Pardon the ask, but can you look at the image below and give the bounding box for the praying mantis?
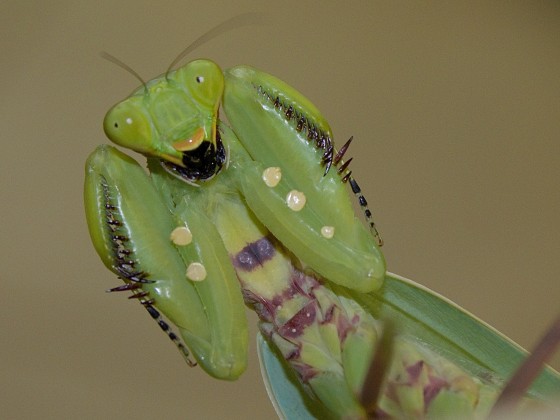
[84,21,560,419]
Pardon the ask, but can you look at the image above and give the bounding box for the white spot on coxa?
[170,226,192,246]
[286,190,306,211]
[262,167,282,187]
[321,226,335,239]
[186,262,207,281]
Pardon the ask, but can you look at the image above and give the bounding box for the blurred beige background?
[1,1,559,418]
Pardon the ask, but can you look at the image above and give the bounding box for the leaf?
[257,333,325,419]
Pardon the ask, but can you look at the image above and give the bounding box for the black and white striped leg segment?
[143,303,197,367]
[108,284,197,367]
[348,177,384,247]
[332,136,384,247]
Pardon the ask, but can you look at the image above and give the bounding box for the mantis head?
[103,59,226,183]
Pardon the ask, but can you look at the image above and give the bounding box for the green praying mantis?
[84,21,560,419]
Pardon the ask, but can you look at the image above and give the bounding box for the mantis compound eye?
[174,60,224,110]
[103,100,154,156]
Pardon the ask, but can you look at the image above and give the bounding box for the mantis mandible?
[85,19,560,418]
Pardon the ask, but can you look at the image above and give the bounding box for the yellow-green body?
[87,60,384,380]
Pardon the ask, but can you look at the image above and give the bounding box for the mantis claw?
[85,144,247,379]
[106,283,141,293]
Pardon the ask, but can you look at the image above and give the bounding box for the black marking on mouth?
[161,130,226,184]
[233,236,276,272]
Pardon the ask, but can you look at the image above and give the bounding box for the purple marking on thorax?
[240,268,321,323]
[279,302,317,339]
[232,236,276,272]
[407,361,424,383]
[424,375,448,406]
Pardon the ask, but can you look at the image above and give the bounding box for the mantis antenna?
[100,13,264,90]
[166,12,265,78]
[100,51,148,94]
